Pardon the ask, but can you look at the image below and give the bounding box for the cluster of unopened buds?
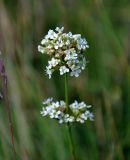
[38,27,89,78]
[41,98,94,124]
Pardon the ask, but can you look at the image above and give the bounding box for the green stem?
[65,73,69,111]
[64,74,77,160]
[67,125,77,160]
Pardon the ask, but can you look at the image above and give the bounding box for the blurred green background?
[0,0,130,160]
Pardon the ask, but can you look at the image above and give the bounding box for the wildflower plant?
[38,27,94,160]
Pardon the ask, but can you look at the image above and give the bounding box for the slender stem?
[4,82,16,160]
[0,59,16,160]
[67,125,77,160]
[64,73,69,111]
[64,74,77,160]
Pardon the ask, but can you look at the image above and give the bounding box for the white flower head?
[38,27,89,78]
[41,98,94,124]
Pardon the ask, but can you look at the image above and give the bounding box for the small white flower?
[77,37,89,50]
[59,66,69,75]
[78,102,87,109]
[59,119,64,124]
[70,68,81,77]
[40,110,47,116]
[81,57,86,70]
[67,32,72,37]
[76,118,85,123]
[38,45,45,54]
[47,45,53,49]
[54,45,59,50]
[45,30,58,40]
[46,66,52,79]
[87,112,94,121]
[68,116,75,122]
[55,27,64,33]
[50,110,56,118]
[55,39,64,48]
[64,50,77,61]
[53,101,60,108]
[42,97,53,105]
[86,105,92,108]
[48,58,60,68]
[41,39,48,45]
[73,34,81,40]
[65,40,70,45]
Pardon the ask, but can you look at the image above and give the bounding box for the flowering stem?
[64,74,77,160]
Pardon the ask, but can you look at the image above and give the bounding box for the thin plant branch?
[0,58,16,160]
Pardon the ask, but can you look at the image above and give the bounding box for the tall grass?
[0,0,130,159]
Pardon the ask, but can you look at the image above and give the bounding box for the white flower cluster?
[40,98,94,124]
[38,27,89,78]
